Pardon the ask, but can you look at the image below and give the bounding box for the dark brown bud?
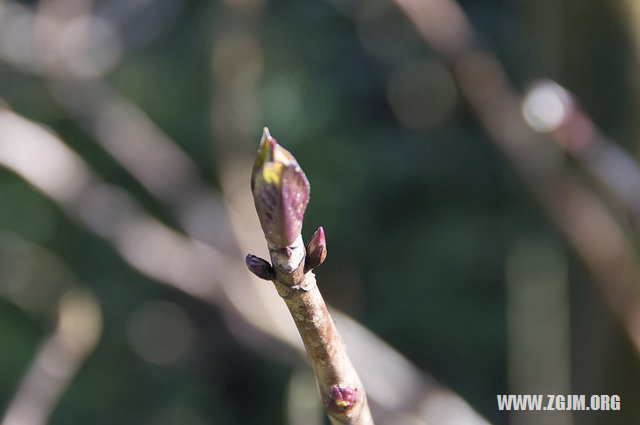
[304,226,327,272]
[245,254,276,280]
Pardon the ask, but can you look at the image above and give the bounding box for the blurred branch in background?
[0,235,102,425]
[0,106,222,301]
[0,0,184,78]
[392,0,640,359]
[523,80,640,230]
[2,290,101,425]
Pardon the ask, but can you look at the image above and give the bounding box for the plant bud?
[304,226,327,272]
[251,128,310,248]
[326,384,358,413]
[245,254,276,280]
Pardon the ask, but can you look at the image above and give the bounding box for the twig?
[246,128,374,425]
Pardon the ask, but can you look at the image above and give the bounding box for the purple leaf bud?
[251,128,310,248]
[245,254,276,280]
[326,384,358,413]
[304,226,327,272]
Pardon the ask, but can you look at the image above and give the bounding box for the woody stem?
[268,243,374,425]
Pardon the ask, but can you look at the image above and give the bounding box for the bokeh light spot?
[127,300,194,365]
[387,59,457,130]
[522,80,571,133]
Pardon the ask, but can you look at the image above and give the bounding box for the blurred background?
[1,0,640,424]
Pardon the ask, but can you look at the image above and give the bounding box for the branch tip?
[249,128,374,424]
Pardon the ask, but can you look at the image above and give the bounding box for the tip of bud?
[245,254,276,280]
[259,127,277,154]
[304,226,327,272]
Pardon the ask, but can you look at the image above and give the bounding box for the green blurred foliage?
[1,0,640,424]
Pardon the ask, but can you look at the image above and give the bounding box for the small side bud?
[304,227,327,272]
[245,254,276,280]
[325,384,359,413]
